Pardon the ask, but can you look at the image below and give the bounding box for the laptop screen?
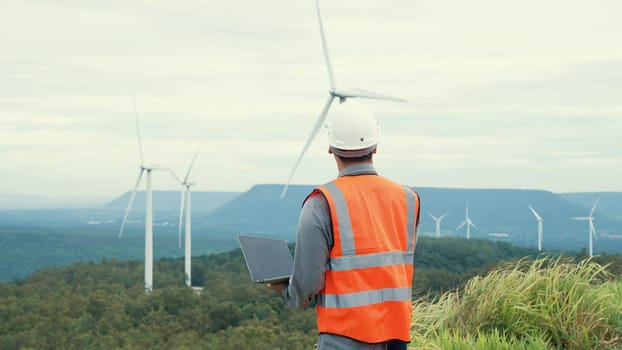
[238,234,293,284]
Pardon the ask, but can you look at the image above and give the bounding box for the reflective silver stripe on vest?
[330,251,414,271]
[318,287,412,308]
[403,186,416,251]
[323,182,356,255]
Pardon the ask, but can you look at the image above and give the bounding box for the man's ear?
[328,147,333,154]
[372,146,377,154]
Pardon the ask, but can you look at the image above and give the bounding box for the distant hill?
[558,192,622,220]
[413,187,621,237]
[205,185,622,253]
[1,184,622,282]
[104,191,241,212]
[0,191,241,235]
[205,184,314,237]
[2,186,621,255]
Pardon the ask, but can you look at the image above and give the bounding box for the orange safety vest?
[307,174,420,343]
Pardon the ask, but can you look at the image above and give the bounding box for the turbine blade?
[528,205,535,213]
[167,165,182,183]
[589,198,600,216]
[589,219,599,241]
[332,88,407,103]
[281,95,335,199]
[134,95,145,166]
[456,221,466,231]
[470,221,479,231]
[316,0,336,90]
[439,212,448,220]
[184,142,203,183]
[528,205,542,220]
[119,169,144,238]
[428,212,438,221]
[178,187,186,249]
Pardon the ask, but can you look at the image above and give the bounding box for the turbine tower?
[528,205,544,251]
[456,204,477,239]
[169,143,202,287]
[280,0,407,198]
[572,199,599,257]
[119,98,166,293]
[428,212,448,238]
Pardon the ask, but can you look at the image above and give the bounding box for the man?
[270,101,420,350]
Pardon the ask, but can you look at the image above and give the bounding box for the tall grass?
[410,257,622,349]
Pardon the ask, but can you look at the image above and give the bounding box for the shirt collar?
[338,163,378,178]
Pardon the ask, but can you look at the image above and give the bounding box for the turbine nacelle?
[528,205,543,221]
[571,199,600,257]
[172,143,202,287]
[141,164,167,171]
[330,88,408,103]
[466,219,478,230]
[456,219,478,230]
[456,204,477,239]
[428,212,448,223]
[119,98,166,293]
[429,212,448,238]
[528,205,545,251]
[280,0,406,199]
[119,103,167,240]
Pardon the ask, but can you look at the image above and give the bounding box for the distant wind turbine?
[168,143,202,287]
[572,199,600,257]
[428,212,448,238]
[456,204,478,239]
[280,0,407,199]
[528,205,544,251]
[119,98,167,293]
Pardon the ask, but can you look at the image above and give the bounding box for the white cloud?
[1,0,621,198]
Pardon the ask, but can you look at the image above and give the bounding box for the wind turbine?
[280,0,407,198]
[528,205,544,251]
[456,204,478,239]
[428,212,448,238]
[169,143,202,287]
[119,98,167,293]
[572,199,599,257]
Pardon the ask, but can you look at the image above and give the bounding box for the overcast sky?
[1,0,621,200]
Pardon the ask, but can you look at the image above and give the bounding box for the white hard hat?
[325,100,379,158]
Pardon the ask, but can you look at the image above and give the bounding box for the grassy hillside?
[410,257,622,349]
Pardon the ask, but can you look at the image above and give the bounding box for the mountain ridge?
[203,184,622,253]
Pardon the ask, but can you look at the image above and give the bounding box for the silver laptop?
[238,234,293,284]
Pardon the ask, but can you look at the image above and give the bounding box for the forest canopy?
[1,237,620,349]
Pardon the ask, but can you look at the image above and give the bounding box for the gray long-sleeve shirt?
[283,163,408,350]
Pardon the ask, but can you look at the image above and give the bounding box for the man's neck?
[336,162,378,178]
[335,156,373,172]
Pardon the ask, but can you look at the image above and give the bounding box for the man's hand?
[267,282,287,294]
